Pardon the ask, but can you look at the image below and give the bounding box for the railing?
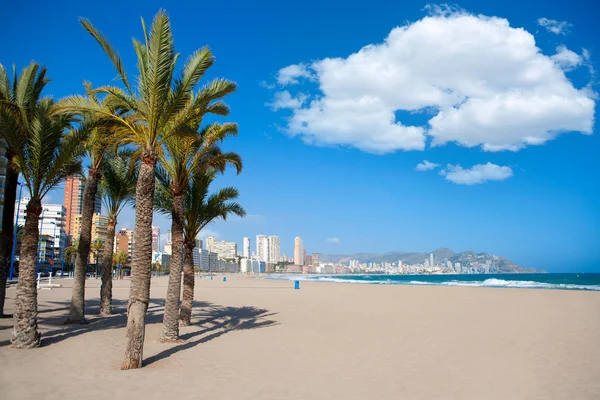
[37,272,63,290]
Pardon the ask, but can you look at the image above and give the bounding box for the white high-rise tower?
[243,237,250,258]
[256,234,269,263]
[268,235,280,264]
[294,237,304,266]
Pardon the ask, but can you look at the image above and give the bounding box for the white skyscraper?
[256,234,269,263]
[243,237,250,258]
[206,236,216,252]
[16,199,67,264]
[268,235,280,264]
[212,240,237,259]
[294,237,304,266]
[429,253,434,267]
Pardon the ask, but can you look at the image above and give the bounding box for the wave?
[404,278,600,291]
[268,275,600,291]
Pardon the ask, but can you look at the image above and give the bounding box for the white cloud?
[198,229,220,240]
[259,80,275,89]
[270,10,595,154]
[327,237,341,244]
[551,46,583,71]
[537,17,572,35]
[440,162,513,185]
[415,160,440,171]
[276,64,313,85]
[267,91,307,110]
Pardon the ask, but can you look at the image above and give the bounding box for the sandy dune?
[1,275,599,399]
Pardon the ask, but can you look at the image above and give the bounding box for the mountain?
[319,248,542,273]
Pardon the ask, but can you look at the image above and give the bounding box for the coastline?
[266,272,600,291]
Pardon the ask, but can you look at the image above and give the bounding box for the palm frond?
[80,18,133,94]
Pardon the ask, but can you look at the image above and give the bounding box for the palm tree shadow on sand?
[31,301,277,362]
[142,305,278,367]
[36,298,213,346]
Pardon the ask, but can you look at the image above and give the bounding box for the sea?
[269,273,600,291]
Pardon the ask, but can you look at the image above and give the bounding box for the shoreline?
[263,272,600,291]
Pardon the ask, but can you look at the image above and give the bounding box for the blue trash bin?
[294,280,300,290]
[223,276,227,282]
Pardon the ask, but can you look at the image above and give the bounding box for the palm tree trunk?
[65,169,100,324]
[179,242,195,326]
[11,198,42,348]
[160,194,184,341]
[99,217,116,315]
[121,154,156,370]
[0,160,18,317]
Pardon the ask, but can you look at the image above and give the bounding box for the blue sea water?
[270,273,600,291]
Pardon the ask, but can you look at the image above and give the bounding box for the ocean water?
[269,273,600,291]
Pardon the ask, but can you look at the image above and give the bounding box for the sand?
[0,275,599,400]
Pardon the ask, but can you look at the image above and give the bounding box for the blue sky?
[2,0,598,272]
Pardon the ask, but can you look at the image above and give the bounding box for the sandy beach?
[1,275,599,400]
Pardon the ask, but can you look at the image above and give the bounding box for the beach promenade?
[1,275,599,399]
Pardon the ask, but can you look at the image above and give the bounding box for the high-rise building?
[212,240,237,259]
[305,254,313,267]
[90,214,109,263]
[312,253,320,266]
[164,242,172,255]
[268,235,280,264]
[114,228,134,259]
[166,230,172,245]
[152,226,160,252]
[71,213,108,253]
[16,199,67,265]
[243,237,250,258]
[429,253,434,267]
[256,234,269,263]
[63,175,101,236]
[294,237,304,266]
[196,238,203,250]
[206,236,216,252]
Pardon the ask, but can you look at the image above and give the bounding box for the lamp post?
[9,182,24,280]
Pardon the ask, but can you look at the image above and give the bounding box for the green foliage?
[1,97,86,203]
[183,170,246,245]
[99,150,139,219]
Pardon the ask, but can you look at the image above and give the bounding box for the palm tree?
[57,10,237,368]
[91,239,105,277]
[3,99,86,348]
[98,151,137,315]
[64,238,79,273]
[0,62,50,317]
[65,85,121,324]
[154,123,241,341]
[179,171,245,326]
[113,250,129,279]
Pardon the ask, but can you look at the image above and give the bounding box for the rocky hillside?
[319,248,542,273]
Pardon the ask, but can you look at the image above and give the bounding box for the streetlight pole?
[9,182,23,280]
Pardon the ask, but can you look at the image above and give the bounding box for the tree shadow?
[38,299,213,347]
[143,306,278,367]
